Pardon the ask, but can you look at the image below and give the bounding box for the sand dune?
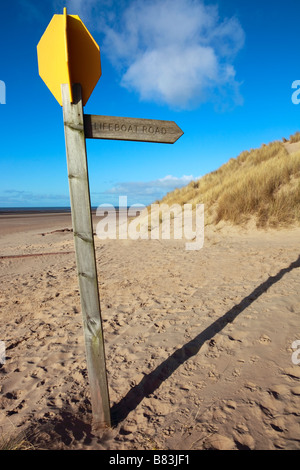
[0,214,300,450]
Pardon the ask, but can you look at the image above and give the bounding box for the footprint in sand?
[282,367,300,380]
[259,334,271,344]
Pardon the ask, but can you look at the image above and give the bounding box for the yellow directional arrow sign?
[37,8,101,106]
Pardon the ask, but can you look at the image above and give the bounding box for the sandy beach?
[0,211,300,450]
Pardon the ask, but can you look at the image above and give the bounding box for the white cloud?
[104,0,244,109]
[121,45,218,108]
[91,174,200,206]
[65,0,245,109]
[99,174,200,204]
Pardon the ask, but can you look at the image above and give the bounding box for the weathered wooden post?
[37,8,183,432]
[62,82,111,430]
[37,8,111,431]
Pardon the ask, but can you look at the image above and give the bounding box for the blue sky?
[0,0,299,207]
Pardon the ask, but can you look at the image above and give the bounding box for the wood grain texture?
[62,83,111,431]
[84,114,184,144]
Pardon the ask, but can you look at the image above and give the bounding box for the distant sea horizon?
[0,207,72,214]
[0,205,145,215]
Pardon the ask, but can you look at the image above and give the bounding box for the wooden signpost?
[84,115,183,144]
[37,8,183,432]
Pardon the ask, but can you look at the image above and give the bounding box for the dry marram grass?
[157,134,300,227]
[289,131,300,143]
[0,431,35,450]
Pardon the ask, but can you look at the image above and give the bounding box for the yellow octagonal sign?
[37,8,101,106]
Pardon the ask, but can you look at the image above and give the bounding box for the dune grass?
[0,430,35,450]
[289,131,300,143]
[157,132,300,228]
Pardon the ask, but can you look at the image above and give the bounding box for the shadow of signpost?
[111,254,300,425]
